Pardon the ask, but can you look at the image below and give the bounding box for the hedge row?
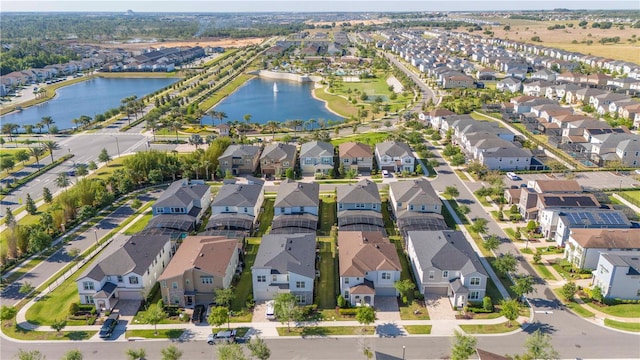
[0,154,74,196]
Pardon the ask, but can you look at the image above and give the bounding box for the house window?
[296,295,305,304]
[296,281,306,289]
[84,295,94,303]
[429,271,435,280]
[244,207,248,213]
[82,281,94,291]
[257,275,266,283]
[171,207,182,213]
[381,272,391,280]
[201,276,213,284]
[161,281,167,288]
[409,205,414,211]
[469,291,480,300]
[283,162,289,166]
[225,206,230,212]
[172,282,178,289]
[129,276,139,285]
[107,276,112,281]
[299,206,304,212]
[156,208,164,214]
[117,275,123,282]
[470,277,480,286]
[186,280,190,285]
[373,204,377,209]
[442,271,449,278]
[339,204,343,209]
[344,278,349,284]
[272,275,277,282]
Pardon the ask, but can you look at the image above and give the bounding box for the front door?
[97,300,106,310]
[185,296,193,307]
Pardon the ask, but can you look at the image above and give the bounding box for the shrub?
[483,296,493,312]
[338,308,358,316]
[337,295,346,308]
[68,303,80,316]
[87,316,97,325]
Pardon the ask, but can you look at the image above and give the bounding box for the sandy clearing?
[85,37,264,50]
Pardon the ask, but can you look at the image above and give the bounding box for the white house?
[592,253,640,300]
[207,182,264,232]
[375,141,415,173]
[564,229,640,270]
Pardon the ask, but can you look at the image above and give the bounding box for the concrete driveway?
[424,295,456,320]
[374,296,400,322]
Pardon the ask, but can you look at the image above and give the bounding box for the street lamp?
[111,135,121,157]
[94,228,99,246]
[402,345,406,360]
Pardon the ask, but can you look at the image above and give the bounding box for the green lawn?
[330,132,391,147]
[131,309,185,325]
[1,325,96,341]
[550,259,593,280]
[382,201,398,236]
[585,302,640,318]
[256,199,274,236]
[403,325,432,334]
[565,302,596,318]
[125,329,185,339]
[316,309,358,321]
[313,87,359,118]
[459,321,520,334]
[230,238,260,311]
[441,202,460,230]
[604,319,640,332]
[399,301,430,320]
[390,237,413,282]
[276,326,375,336]
[533,263,557,281]
[123,209,153,235]
[318,196,336,236]
[315,237,337,309]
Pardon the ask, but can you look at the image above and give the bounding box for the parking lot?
[512,171,640,191]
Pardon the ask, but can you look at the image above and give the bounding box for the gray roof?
[274,180,319,208]
[80,234,171,281]
[390,179,441,207]
[154,180,209,209]
[337,179,381,204]
[408,230,487,277]
[260,142,297,162]
[481,146,532,158]
[375,141,413,158]
[601,254,640,275]
[299,141,333,158]
[212,183,263,207]
[218,144,261,159]
[253,233,316,278]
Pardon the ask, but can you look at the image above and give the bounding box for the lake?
[2,77,178,130]
[201,77,343,127]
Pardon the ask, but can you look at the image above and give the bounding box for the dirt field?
[453,18,640,63]
[87,37,264,50]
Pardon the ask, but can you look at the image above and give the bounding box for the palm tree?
[42,140,60,163]
[55,172,70,190]
[22,124,34,134]
[146,118,158,141]
[243,113,252,128]
[171,121,182,142]
[40,116,54,134]
[203,160,211,181]
[205,134,217,144]
[29,146,45,166]
[189,134,203,149]
[35,121,45,135]
[265,121,280,140]
[290,119,304,138]
[1,123,19,144]
[214,111,227,126]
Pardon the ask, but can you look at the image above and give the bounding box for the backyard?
[315,236,337,309]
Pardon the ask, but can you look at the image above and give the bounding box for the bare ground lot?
[84,37,264,50]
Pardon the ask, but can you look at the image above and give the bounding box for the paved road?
[0,190,162,307]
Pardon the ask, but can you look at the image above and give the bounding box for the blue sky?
[2,0,638,12]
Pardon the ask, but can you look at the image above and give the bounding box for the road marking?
[534,310,553,314]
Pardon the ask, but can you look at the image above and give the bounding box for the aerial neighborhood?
[2,7,640,360]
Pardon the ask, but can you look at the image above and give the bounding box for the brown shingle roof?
[569,229,640,249]
[534,180,581,193]
[339,142,372,158]
[158,236,238,280]
[338,231,401,277]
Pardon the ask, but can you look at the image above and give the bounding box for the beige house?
[338,142,373,173]
[158,236,239,307]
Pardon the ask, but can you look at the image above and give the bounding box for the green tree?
[125,348,146,360]
[207,306,229,329]
[160,345,182,360]
[458,204,471,215]
[5,208,16,226]
[247,336,271,360]
[393,279,416,305]
[144,304,167,335]
[450,153,466,166]
[19,281,34,295]
[55,172,70,190]
[274,293,301,332]
[526,220,537,234]
[524,329,560,360]
[532,253,542,264]
[75,164,88,176]
[87,161,97,170]
[591,286,604,303]
[285,167,295,180]
[470,218,489,234]
[42,140,59,163]
[217,344,247,360]
[1,305,17,324]
[214,287,235,309]
[14,149,29,165]
[450,330,477,360]
[51,319,67,335]
[511,275,536,302]
[61,349,83,360]
[98,148,111,163]
[16,349,45,360]
[493,253,517,275]
[482,235,500,252]
[444,186,459,198]
[355,306,376,334]
[25,194,37,215]
[482,296,493,312]
[500,299,520,327]
[29,146,45,166]
[560,282,577,301]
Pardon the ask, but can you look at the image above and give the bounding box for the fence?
[618,191,640,208]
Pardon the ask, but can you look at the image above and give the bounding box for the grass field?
[585,302,640,318]
[399,301,430,320]
[460,321,520,334]
[533,263,557,281]
[604,319,640,332]
[313,87,359,118]
[316,237,337,309]
[1,326,96,341]
[403,325,432,334]
[123,209,153,235]
[256,198,274,236]
[318,196,336,236]
[276,326,375,336]
[230,237,260,312]
[125,329,185,339]
[330,132,391,147]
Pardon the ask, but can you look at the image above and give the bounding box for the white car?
[265,300,275,320]
[506,172,521,181]
[382,170,390,178]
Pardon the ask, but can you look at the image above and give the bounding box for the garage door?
[375,286,397,296]
[118,289,143,300]
[424,286,448,296]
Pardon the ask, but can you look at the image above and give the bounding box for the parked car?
[382,170,390,178]
[265,300,275,320]
[192,304,205,324]
[506,172,521,181]
[207,330,237,345]
[98,313,119,338]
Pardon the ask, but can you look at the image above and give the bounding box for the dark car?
[98,313,119,338]
[192,304,205,323]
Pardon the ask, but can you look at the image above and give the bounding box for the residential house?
[217,124,230,136]
[252,233,316,304]
[407,230,488,308]
[299,141,334,176]
[553,209,632,246]
[76,234,173,310]
[158,236,239,307]
[530,69,557,82]
[388,179,447,235]
[375,141,415,173]
[422,108,455,129]
[217,145,262,176]
[148,179,211,232]
[592,253,640,300]
[564,229,640,270]
[271,180,319,234]
[260,143,297,177]
[478,146,532,171]
[442,74,474,89]
[338,231,402,306]
[338,142,373,173]
[207,182,264,232]
[337,179,384,233]
[497,77,522,93]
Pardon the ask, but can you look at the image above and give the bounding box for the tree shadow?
[66,331,92,340]
[522,320,556,335]
[376,322,404,338]
[300,327,328,338]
